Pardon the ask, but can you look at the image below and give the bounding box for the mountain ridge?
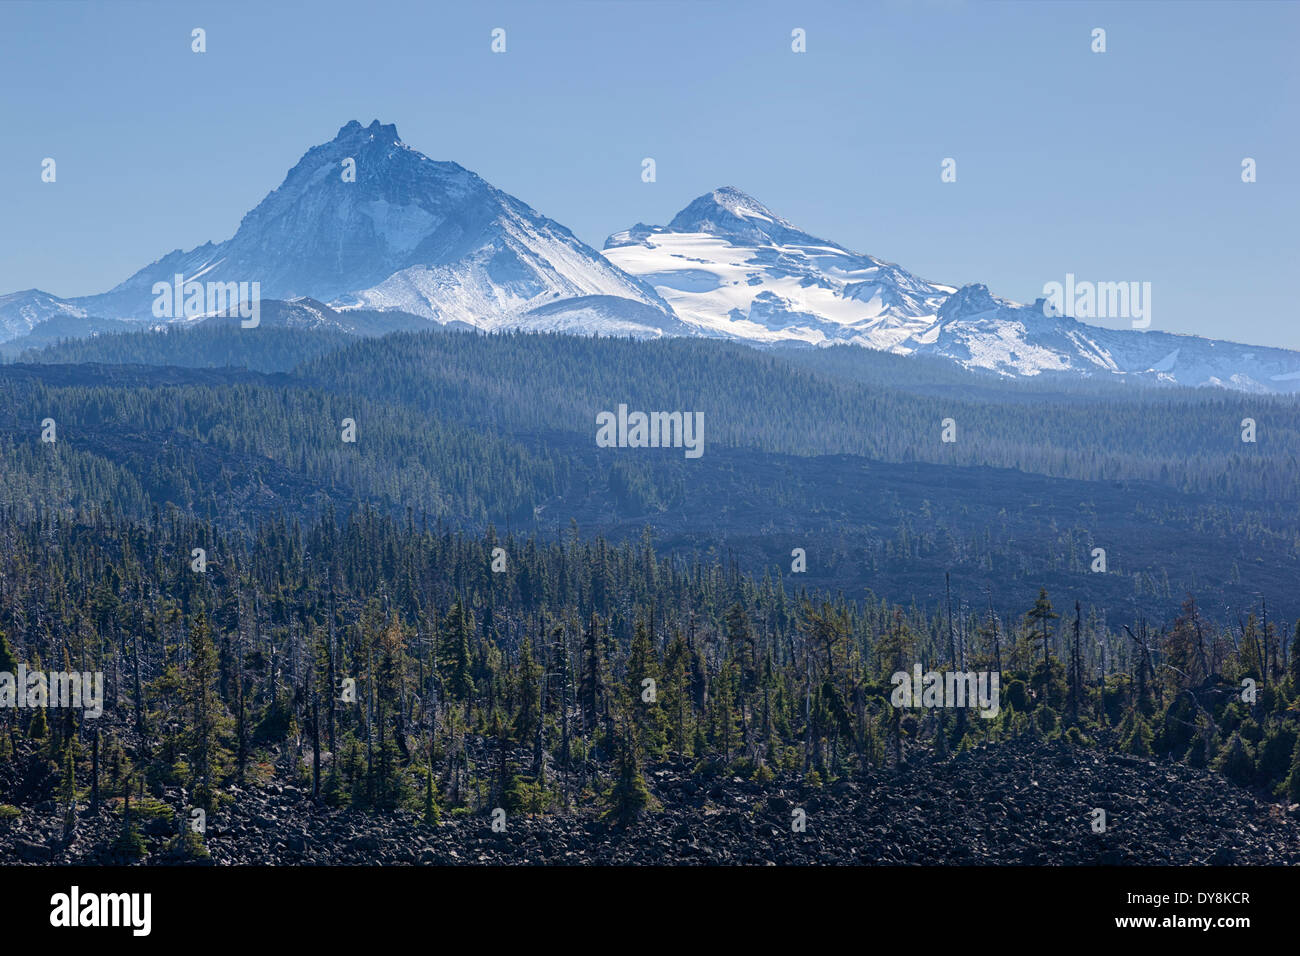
[3,123,1298,391]
[1,120,678,340]
[605,187,1300,392]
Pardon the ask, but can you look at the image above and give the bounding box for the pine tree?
[1024,589,1060,706]
[184,606,225,813]
[28,700,47,739]
[626,620,667,758]
[724,603,759,694]
[1289,620,1300,691]
[1238,615,1265,683]
[1025,588,1059,670]
[112,777,146,862]
[663,630,691,755]
[0,629,15,756]
[580,611,606,738]
[440,597,473,708]
[60,743,77,843]
[1285,731,1300,804]
[1119,709,1153,757]
[1212,731,1255,786]
[602,710,654,825]
[513,634,542,745]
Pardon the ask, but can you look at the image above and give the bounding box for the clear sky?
[1,0,1296,347]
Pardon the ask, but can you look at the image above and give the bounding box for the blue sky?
[1,0,1297,346]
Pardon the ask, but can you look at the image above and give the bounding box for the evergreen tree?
[513,635,542,745]
[1212,731,1255,786]
[602,711,654,825]
[1285,731,1300,804]
[440,598,474,708]
[184,606,225,813]
[1024,589,1060,706]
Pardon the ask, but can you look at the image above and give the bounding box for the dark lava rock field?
[3,738,1297,866]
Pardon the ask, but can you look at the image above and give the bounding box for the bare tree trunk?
[91,726,100,810]
[312,692,321,801]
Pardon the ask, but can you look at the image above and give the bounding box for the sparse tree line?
[2,507,1298,858]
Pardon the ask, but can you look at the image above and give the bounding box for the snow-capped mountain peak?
[664,187,813,245]
[3,128,1300,391]
[603,187,951,348]
[0,121,678,339]
[603,194,1300,391]
[937,283,1004,320]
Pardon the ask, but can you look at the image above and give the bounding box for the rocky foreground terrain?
[2,739,1297,866]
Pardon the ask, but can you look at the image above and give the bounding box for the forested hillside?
[3,325,1299,620]
[22,322,1300,499]
[1,507,1298,864]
